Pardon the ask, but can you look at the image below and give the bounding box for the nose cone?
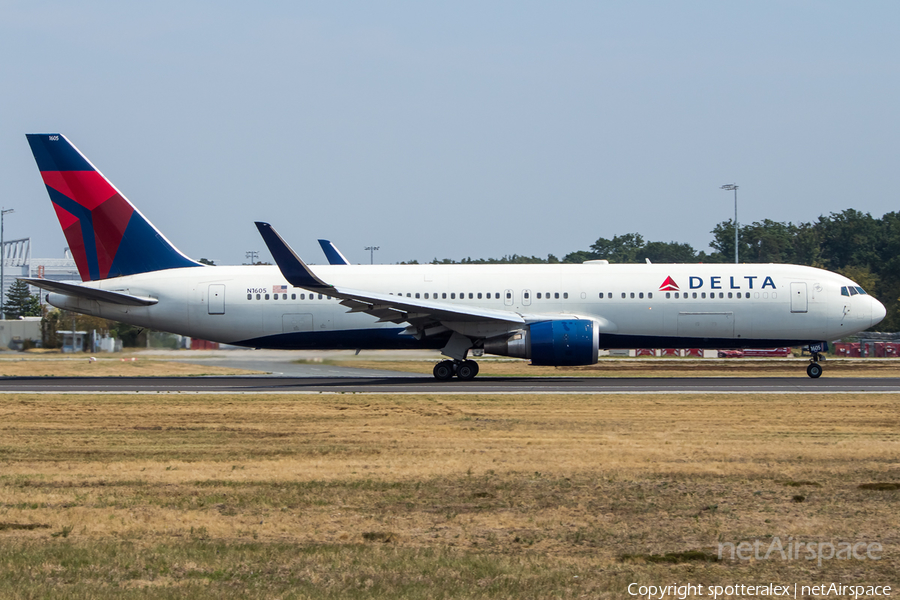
[872,297,887,327]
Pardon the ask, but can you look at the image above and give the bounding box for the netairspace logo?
[718,536,882,567]
[628,582,892,599]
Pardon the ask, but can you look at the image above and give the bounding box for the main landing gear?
[433,359,480,381]
[807,353,823,379]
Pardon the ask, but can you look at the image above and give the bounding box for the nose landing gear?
[433,359,480,381]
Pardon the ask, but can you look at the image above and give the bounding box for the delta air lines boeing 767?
[22,134,886,379]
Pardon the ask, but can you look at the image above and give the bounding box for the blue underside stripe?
[234,328,446,350]
[232,329,815,352]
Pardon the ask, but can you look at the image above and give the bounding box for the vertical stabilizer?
[26,134,201,281]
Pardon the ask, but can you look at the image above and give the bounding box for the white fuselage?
[47,262,884,350]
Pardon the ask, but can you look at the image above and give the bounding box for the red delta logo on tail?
[26,134,201,282]
[659,276,679,291]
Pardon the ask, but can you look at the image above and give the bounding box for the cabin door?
[790,282,808,313]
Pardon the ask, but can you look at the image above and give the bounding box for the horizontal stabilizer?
[19,278,158,306]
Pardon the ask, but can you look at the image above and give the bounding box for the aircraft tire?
[456,360,478,381]
[433,360,455,381]
[807,362,823,378]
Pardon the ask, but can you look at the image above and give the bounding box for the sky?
[1,1,898,266]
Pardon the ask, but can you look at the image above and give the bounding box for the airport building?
[1,238,80,304]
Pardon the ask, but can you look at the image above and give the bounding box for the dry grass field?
[0,392,897,598]
[322,356,900,378]
[0,357,261,377]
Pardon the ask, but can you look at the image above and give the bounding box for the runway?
[1,375,899,394]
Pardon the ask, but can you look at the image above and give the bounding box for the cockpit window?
[856,286,867,295]
[848,287,858,296]
[841,286,849,296]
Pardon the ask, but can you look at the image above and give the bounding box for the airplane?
[22,133,886,380]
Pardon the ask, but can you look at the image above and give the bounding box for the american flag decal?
[273,284,288,293]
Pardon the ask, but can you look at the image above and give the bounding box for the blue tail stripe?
[45,186,101,281]
[27,134,93,172]
[108,215,199,277]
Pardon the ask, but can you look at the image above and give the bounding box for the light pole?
[364,246,380,265]
[720,184,738,264]
[0,208,13,319]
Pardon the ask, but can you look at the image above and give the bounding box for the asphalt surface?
[1,376,898,394]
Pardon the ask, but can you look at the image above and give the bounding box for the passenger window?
[318,294,323,299]
[630,292,635,299]
[451,293,456,299]
[666,292,670,299]
[523,292,529,299]
[648,292,652,299]
[639,292,644,299]
[692,292,697,299]
[607,293,612,298]
[291,294,296,300]
[415,293,420,299]
[467,293,472,299]
[477,293,483,299]
[621,293,626,299]
[256,294,261,300]
[442,293,447,299]
[674,292,679,298]
[283,294,287,300]
[274,294,278,300]
[718,292,723,298]
[506,292,512,299]
[555,293,560,299]
[538,293,543,299]
[424,293,429,299]
[265,294,270,300]
[727,292,732,299]
[247,294,252,300]
[563,293,568,299]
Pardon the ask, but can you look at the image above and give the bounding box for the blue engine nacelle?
[483,320,599,366]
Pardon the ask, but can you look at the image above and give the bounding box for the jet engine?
[483,320,599,366]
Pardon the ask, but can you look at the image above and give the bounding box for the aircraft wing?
[256,222,525,327]
[19,278,159,306]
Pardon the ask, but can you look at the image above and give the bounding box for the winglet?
[318,239,351,265]
[255,222,333,290]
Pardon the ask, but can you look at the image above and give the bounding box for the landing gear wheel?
[433,360,454,381]
[807,362,823,379]
[456,360,479,381]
